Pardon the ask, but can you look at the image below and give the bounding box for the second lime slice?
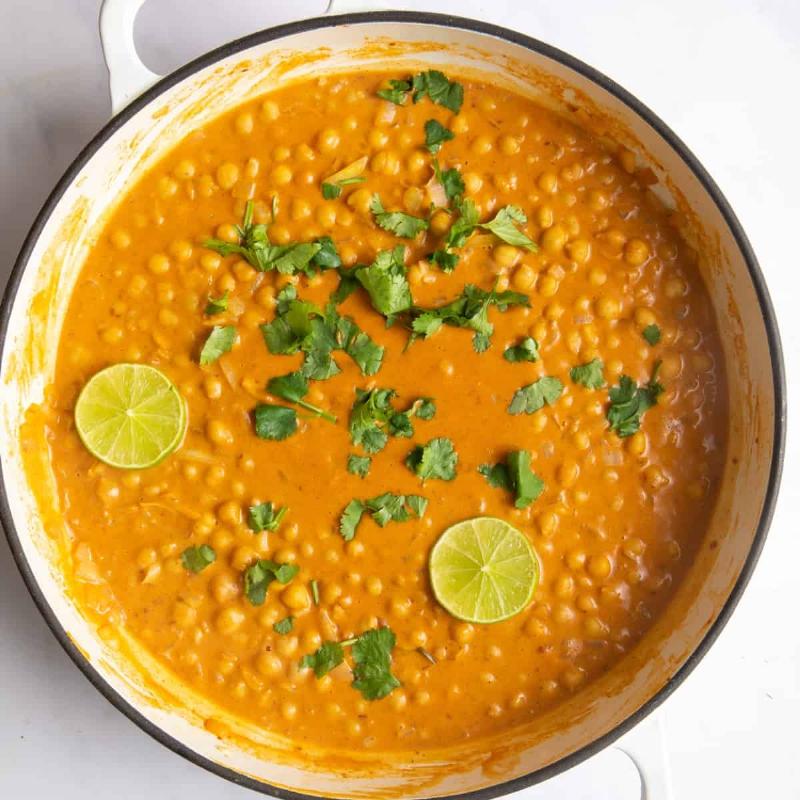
[74,363,186,469]
[429,517,538,624]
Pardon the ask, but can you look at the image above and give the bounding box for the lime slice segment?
[74,363,187,469]
[429,517,539,624]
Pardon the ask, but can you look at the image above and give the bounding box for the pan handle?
[325,0,387,12]
[99,0,162,115]
[615,711,674,800]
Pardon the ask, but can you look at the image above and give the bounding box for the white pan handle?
[615,711,674,800]
[326,0,388,13]
[99,0,162,116]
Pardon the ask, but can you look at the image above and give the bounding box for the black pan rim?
[0,9,786,800]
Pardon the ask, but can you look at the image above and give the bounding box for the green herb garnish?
[204,291,229,316]
[607,364,663,437]
[405,437,458,481]
[199,325,236,365]
[570,358,605,389]
[267,371,337,423]
[253,404,298,440]
[508,376,564,415]
[300,641,344,677]
[424,119,455,154]
[377,78,413,105]
[479,450,544,508]
[181,545,216,573]
[351,627,401,700]
[349,388,435,454]
[321,176,366,200]
[243,559,299,606]
[339,493,428,541]
[503,337,540,363]
[310,579,320,605]
[370,194,429,239]
[433,158,464,205]
[347,454,372,478]
[248,502,288,533]
[377,71,463,114]
[273,616,294,635]
[642,324,661,345]
[354,246,413,318]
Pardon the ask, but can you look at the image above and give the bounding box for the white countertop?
[1,1,798,798]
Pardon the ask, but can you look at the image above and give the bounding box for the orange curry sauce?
[39,72,725,751]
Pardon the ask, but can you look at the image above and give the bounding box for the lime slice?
[429,517,538,624]
[74,363,187,469]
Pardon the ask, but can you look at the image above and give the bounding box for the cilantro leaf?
[339,499,366,541]
[377,78,412,105]
[267,371,337,423]
[331,268,360,304]
[243,559,299,606]
[301,641,345,677]
[642,324,661,345]
[370,194,428,239]
[199,325,236,365]
[433,158,464,204]
[607,367,663,437]
[273,616,294,635]
[479,451,544,508]
[348,388,433,454]
[429,250,459,272]
[347,454,371,478]
[340,493,427,540]
[388,412,414,438]
[253,404,298,440]
[478,205,537,250]
[351,627,401,700]
[413,398,436,420]
[504,337,540,363]
[333,312,384,376]
[321,182,341,200]
[410,284,528,351]
[405,437,458,481]
[355,247,413,317]
[444,197,480,249]
[248,502,287,533]
[204,291,229,316]
[181,545,216,573]
[570,358,605,389]
[412,70,464,113]
[508,376,564,415]
[312,236,342,269]
[424,119,454,154]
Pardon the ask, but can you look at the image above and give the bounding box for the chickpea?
[512,263,536,291]
[256,652,283,677]
[541,224,567,255]
[147,254,170,275]
[216,605,245,635]
[587,554,613,580]
[216,162,239,189]
[271,164,293,186]
[625,238,650,266]
[210,572,239,604]
[429,210,452,236]
[317,128,340,153]
[282,582,311,611]
[207,419,234,447]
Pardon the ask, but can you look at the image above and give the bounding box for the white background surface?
[0,1,798,798]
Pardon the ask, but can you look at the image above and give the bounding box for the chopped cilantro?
[313,236,342,269]
[503,337,539,363]
[354,247,413,318]
[570,358,605,389]
[267,371,337,423]
[508,376,564,415]
[370,194,429,239]
[321,182,341,200]
[243,559,299,606]
[412,71,464,113]
[351,627,401,700]
[479,205,537,250]
[424,119,455,154]
[479,451,544,508]
[273,616,294,635]
[300,641,344,677]
[432,158,464,204]
[247,502,287,533]
[377,78,412,105]
[642,324,661,345]
[410,284,528,351]
[199,325,236,365]
[181,545,216,573]
[204,291,229,316]
[253,403,298,440]
[429,249,460,272]
[405,437,458,481]
[607,365,663,437]
[347,454,371,478]
[339,493,427,540]
[349,388,434,454]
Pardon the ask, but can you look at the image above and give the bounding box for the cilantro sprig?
[570,358,605,389]
[354,246,413,318]
[405,437,458,481]
[253,403,297,440]
[321,176,366,200]
[479,450,544,508]
[203,200,335,276]
[607,364,663,437]
[204,291,229,316]
[248,501,287,533]
[267,372,337,423]
[340,493,427,541]
[181,545,216,573]
[508,376,564,415]
[243,559,299,606]
[377,70,464,114]
[349,388,436,454]
[424,119,454,154]
[504,337,540,363]
[199,325,236,365]
[347,454,371,478]
[301,627,401,700]
[370,194,429,239]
